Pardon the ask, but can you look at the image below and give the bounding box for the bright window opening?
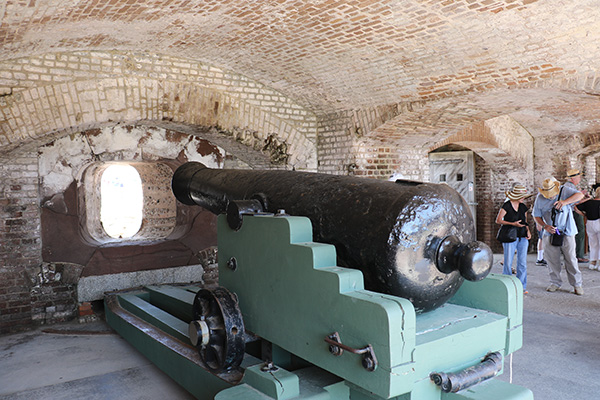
[82,161,176,245]
[101,164,143,238]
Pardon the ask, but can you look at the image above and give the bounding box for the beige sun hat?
[505,183,530,201]
[538,177,560,199]
[566,169,581,178]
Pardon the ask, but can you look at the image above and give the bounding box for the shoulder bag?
[550,187,564,246]
[496,224,517,243]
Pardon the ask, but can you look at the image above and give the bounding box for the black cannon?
[172,162,492,313]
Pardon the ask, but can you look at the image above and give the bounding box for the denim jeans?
[503,237,528,291]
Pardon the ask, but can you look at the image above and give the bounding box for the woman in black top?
[575,186,600,271]
[496,183,532,293]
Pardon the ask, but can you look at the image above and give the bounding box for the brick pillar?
[0,154,41,333]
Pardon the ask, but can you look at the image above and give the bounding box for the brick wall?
[316,104,430,180]
[354,145,429,181]
[475,153,496,250]
[316,111,356,175]
[0,155,81,331]
[29,263,80,325]
[0,154,41,332]
[0,49,329,331]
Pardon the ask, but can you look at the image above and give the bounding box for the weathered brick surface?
[0,154,41,332]
[0,155,41,267]
[2,0,598,113]
[0,267,32,331]
[316,111,359,175]
[0,60,319,171]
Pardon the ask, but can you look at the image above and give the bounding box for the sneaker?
[511,267,516,274]
[536,259,547,266]
[578,258,589,263]
[523,290,529,295]
[546,284,559,292]
[590,264,598,271]
[574,286,584,295]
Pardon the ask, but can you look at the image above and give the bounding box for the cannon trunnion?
[172,161,493,313]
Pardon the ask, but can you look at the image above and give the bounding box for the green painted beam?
[242,364,300,399]
[145,285,196,322]
[215,384,275,400]
[104,295,239,398]
[449,274,523,354]
[413,303,508,384]
[442,379,533,400]
[118,293,189,343]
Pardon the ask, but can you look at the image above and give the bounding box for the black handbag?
[496,225,517,243]
[550,232,564,246]
[550,187,564,247]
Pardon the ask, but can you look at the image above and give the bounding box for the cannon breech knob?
[435,235,493,281]
[190,287,245,372]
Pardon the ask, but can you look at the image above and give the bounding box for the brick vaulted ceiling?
[2,0,600,153]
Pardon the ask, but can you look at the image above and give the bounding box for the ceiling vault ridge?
[0,49,316,118]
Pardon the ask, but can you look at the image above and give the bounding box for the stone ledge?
[77,264,205,302]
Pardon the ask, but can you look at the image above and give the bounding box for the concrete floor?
[493,253,600,400]
[0,253,599,400]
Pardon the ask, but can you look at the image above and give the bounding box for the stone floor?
[0,253,599,399]
[492,253,600,400]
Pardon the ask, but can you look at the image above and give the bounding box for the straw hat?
[538,178,560,199]
[566,169,581,178]
[505,183,530,201]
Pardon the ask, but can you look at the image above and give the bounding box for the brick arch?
[582,132,600,148]
[579,133,600,161]
[439,140,530,184]
[352,111,535,180]
[347,71,600,140]
[349,99,512,180]
[354,83,598,164]
[427,124,533,202]
[431,121,498,152]
[0,76,317,170]
[351,113,536,248]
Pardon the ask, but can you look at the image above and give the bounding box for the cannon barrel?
[172,162,492,313]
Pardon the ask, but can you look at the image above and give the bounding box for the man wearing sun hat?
[565,169,589,262]
[533,176,585,295]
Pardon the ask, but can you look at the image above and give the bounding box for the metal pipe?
[430,352,503,392]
